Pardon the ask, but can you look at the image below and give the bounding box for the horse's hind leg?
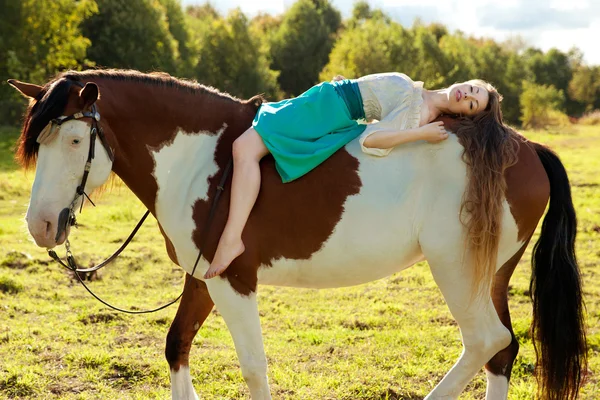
[484,242,529,400]
[422,253,513,400]
[166,275,214,400]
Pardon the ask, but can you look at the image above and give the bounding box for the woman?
[205,72,499,279]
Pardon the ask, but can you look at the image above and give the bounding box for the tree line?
[1,0,599,128]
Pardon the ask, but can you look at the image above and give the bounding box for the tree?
[520,81,568,129]
[0,0,96,125]
[193,9,280,99]
[320,18,408,80]
[270,0,341,96]
[159,0,196,77]
[523,48,576,114]
[569,65,600,112]
[438,34,480,85]
[412,25,447,88]
[81,0,178,73]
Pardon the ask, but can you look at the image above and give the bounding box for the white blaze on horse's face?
[26,119,113,248]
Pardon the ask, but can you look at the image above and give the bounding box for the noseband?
[45,82,232,314]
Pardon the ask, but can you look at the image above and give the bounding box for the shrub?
[520,81,569,129]
[579,110,600,125]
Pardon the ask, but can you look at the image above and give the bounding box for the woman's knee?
[232,128,267,162]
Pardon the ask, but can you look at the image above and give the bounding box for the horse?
[8,69,587,400]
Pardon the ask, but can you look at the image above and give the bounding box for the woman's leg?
[204,127,270,279]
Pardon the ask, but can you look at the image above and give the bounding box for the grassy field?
[0,124,598,400]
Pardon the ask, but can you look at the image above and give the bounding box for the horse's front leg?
[205,276,271,400]
[166,275,214,400]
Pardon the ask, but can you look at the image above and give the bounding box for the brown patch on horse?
[192,137,362,296]
[502,133,550,240]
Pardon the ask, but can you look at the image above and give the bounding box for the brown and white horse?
[9,70,586,400]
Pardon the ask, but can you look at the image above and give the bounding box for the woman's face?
[448,83,490,117]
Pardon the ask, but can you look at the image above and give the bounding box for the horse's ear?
[79,82,99,109]
[7,79,43,99]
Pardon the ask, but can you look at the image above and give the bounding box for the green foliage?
[412,24,447,88]
[159,0,196,77]
[184,3,220,53]
[0,0,96,125]
[579,110,600,126]
[193,9,280,99]
[270,0,341,96]
[320,17,416,81]
[523,48,578,114]
[569,65,600,112]
[520,81,569,129]
[348,1,390,28]
[81,0,178,73]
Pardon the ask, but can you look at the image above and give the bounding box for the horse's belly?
[257,245,424,288]
[258,156,425,288]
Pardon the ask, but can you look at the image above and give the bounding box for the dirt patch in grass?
[429,316,457,326]
[0,373,37,398]
[78,312,123,325]
[0,275,22,294]
[1,251,33,269]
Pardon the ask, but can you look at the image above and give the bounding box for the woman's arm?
[360,121,448,157]
[363,121,448,149]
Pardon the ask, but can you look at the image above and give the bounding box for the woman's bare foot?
[204,237,245,279]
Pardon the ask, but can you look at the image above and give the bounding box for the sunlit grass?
[0,125,598,399]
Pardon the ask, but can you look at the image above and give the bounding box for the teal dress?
[252,80,367,183]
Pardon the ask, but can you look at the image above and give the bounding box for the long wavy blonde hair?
[453,80,519,298]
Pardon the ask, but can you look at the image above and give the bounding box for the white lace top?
[356,73,424,157]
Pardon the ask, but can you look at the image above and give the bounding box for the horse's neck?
[98,80,246,214]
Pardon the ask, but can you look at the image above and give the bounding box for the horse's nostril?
[45,220,52,238]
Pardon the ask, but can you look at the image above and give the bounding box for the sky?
[182,0,600,65]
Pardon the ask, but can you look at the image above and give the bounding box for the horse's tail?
[530,143,587,400]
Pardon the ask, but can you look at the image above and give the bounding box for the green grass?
[0,124,599,399]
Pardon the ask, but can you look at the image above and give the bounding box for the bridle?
[45,82,231,314]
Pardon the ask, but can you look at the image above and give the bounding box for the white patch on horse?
[151,125,226,276]
[485,371,509,399]
[170,366,199,400]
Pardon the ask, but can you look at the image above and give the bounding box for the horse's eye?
[72,139,81,145]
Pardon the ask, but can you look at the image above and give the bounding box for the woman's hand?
[331,75,346,82]
[418,121,449,143]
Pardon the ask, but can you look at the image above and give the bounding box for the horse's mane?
[16,69,263,168]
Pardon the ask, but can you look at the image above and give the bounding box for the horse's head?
[9,78,114,249]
